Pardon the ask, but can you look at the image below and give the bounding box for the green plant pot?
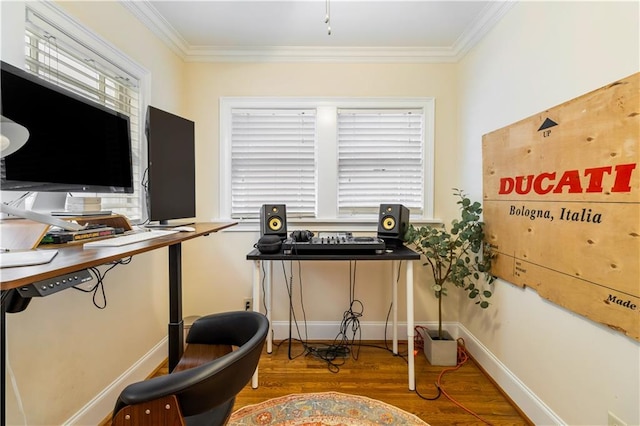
[419,328,457,366]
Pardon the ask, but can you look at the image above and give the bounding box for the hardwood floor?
[233,340,531,426]
[103,339,532,426]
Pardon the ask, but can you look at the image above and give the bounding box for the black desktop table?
[246,245,420,390]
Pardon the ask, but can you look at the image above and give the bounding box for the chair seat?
[112,311,269,426]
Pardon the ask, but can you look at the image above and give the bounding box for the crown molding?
[183,45,458,64]
[121,0,514,63]
[121,0,190,60]
[451,0,515,61]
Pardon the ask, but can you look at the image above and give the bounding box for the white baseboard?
[67,322,562,426]
[64,338,168,425]
[457,324,564,425]
[270,320,462,342]
[271,319,418,341]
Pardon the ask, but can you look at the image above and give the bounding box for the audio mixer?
[282,232,386,254]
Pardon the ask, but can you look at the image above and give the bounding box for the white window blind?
[220,98,433,223]
[23,7,143,219]
[337,109,424,215]
[230,109,316,219]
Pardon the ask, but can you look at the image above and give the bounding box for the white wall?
[458,2,639,425]
[180,61,462,326]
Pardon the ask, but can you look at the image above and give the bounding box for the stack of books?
[52,197,112,216]
[66,197,102,212]
[41,224,123,244]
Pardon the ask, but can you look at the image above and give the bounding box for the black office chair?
[112,311,269,426]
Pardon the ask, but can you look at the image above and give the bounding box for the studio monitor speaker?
[377,204,410,247]
[260,204,287,239]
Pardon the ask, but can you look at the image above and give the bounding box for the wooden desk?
[1,222,233,290]
[0,222,236,426]
[246,245,420,390]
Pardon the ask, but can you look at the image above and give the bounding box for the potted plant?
[404,188,496,366]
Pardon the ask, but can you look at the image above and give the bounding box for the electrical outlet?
[608,411,627,426]
[244,298,253,311]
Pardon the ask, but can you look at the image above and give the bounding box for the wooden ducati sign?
[482,73,639,341]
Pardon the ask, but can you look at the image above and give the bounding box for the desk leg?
[168,243,183,372]
[406,260,415,390]
[251,260,261,389]
[1,293,6,426]
[266,261,273,354]
[252,260,273,389]
[392,260,399,355]
[252,260,273,354]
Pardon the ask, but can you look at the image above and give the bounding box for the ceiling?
[121,0,514,63]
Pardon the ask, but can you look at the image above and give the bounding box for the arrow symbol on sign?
[538,118,558,131]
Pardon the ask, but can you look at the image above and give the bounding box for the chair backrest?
[113,311,269,423]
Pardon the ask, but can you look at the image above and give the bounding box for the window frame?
[220,97,435,229]
[22,1,150,222]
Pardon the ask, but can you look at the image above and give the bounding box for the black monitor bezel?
[145,106,196,224]
[1,60,134,194]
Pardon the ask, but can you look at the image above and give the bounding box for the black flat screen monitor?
[146,106,196,226]
[0,60,133,194]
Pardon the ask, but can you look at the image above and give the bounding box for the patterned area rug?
[228,391,429,425]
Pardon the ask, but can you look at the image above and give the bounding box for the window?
[23,4,147,220]
[220,98,434,223]
[230,109,316,218]
[337,109,424,216]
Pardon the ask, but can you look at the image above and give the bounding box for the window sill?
[211,217,443,233]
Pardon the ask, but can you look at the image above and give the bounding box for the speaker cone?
[268,217,283,231]
[382,216,396,231]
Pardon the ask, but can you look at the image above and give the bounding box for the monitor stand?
[25,192,67,213]
[145,219,195,229]
[0,203,84,231]
[1,192,84,231]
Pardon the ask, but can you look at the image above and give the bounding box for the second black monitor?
[146,106,196,226]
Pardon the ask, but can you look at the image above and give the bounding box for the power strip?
[16,269,93,298]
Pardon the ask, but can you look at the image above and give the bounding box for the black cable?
[294,259,310,343]
[302,260,364,373]
[260,260,269,315]
[337,260,411,362]
[415,380,443,401]
[334,261,363,359]
[381,260,407,355]
[281,259,310,360]
[274,254,409,373]
[278,255,351,371]
[358,341,408,360]
[288,236,311,341]
[73,257,132,309]
[140,166,150,225]
[288,261,293,359]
